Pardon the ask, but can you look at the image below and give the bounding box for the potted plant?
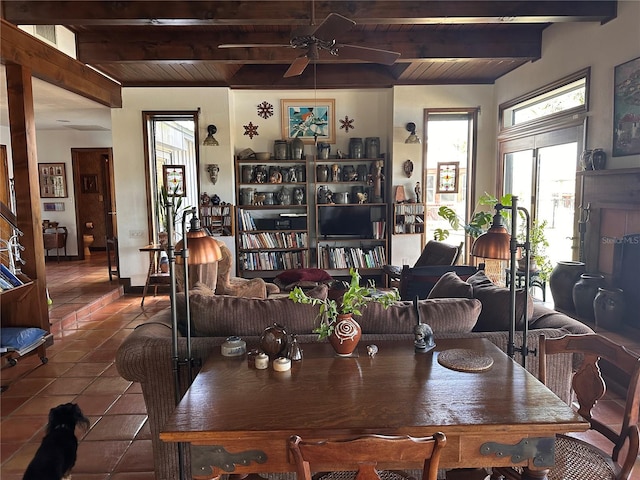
[157,184,187,246]
[518,218,553,281]
[289,268,399,355]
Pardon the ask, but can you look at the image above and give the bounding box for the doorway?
[499,125,584,266]
[71,148,117,263]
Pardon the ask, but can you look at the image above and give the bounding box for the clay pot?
[549,261,585,312]
[329,314,362,356]
[593,287,626,331]
[572,273,605,321]
[260,323,288,359]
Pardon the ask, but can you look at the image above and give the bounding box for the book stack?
[0,264,24,291]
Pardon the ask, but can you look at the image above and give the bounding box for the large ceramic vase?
[594,287,626,331]
[549,261,585,313]
[572,273,605,321]
[329,314,362,356]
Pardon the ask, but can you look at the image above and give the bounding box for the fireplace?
[579,168,640,329]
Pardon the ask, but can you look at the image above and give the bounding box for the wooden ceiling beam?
[76,28,542,63]
[2,1,617,26]
[0,19,121,108]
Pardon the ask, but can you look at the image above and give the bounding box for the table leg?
[141,253,155,307]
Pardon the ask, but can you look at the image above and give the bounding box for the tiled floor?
[1,252,168,479]
[1,253,639,479]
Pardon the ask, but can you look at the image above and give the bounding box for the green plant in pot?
[518,218,553,281]
[289,268,399,355]
[156,184,187,245]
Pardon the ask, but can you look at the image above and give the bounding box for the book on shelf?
[0,264,24,291]
[318,245,386,270]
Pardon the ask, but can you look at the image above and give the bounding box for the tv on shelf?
[318,205,384,238]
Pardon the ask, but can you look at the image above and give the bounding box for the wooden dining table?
[160,338,588,480]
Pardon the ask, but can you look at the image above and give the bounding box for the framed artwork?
[44,202,65,212]
[38,163,67,198]
[281,99,335,144]
[81,174,99,193]
[436,162,459,194]
[163,165,186,196]
[613,56,640,157]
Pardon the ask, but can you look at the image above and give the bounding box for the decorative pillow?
[359,298,481,334]
[467,270,534,332]
[176,284,328,337]
[427,272,473,299]
[1,327,48,350]
[274,268,333,290]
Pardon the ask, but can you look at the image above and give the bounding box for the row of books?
[200,205,233,217]
[240,232,308,250]
[372,220,386,240]
[394,223,425,234]
[238,209,257,231]
[0,264,24,291]
[394,203,425,214]
[318,245,387,270]
[240,251,306,271]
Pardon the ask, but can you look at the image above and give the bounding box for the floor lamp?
[471,195,534,367]
[166,204,222,480]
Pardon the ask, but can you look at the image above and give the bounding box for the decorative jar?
[593,287,626,331]
[572,273,605,321]
[549,261,585,312]
[349,138,363,159]
[329,314,362,356]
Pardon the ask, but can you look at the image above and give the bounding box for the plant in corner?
[289,268,399,355]
[156,184,188,244]
[518,218,553,282]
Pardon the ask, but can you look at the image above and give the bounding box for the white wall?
[389,85,497,266]
[495,0,640,170]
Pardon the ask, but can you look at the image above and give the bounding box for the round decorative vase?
[329,314,362,356]
[572,273,605,321]
[579,150,593,171]
[593,287,626,331]
[291,137,304,160]
[364,137,380,159]
[349,138,364,159]
[260,323,288,359]
[549,261,586,312]
[316,164,329,182]
[591,148,607,170]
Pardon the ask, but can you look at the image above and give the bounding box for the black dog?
[23,403,90,480]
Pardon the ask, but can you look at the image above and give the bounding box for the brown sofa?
[116,284,592,480]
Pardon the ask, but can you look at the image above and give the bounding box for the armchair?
[214,240,280,298]
[383,240,462,285]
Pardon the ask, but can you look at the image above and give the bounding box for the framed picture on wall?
[281,99,335,144]
[436,162,459,194]
[613,56,640,157]
[163,165,186,196]
[38,163,68,198]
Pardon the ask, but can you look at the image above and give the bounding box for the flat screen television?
[318,206,382,238]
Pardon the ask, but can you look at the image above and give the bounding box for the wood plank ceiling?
[1,1,617,89]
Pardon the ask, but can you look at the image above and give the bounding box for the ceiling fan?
[219,12,401,77]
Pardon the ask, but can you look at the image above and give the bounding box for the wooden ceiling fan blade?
[312,13,355,41]
[336,44,401,65]
[284,56,310,77]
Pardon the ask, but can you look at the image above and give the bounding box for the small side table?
[43,226,68,262]
[139,244,170,307]
[505,268,546,301]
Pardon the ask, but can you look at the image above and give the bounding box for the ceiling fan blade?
[219,44,292,49]
[312,13,355,41]
[335,44,401,65]
[284,56,310,78]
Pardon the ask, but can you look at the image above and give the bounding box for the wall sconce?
[203,125,219,146]
[405,122,421,144]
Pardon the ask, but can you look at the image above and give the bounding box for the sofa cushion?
[427,271,473,299]
[467,270,533,332]
[274,268,333,291]
[359,298,481,334]
[177,284,328,337]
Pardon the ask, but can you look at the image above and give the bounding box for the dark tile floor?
[1,252,638,479]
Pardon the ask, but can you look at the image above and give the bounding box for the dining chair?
[288,432,446,480]
[493,333,640,480]
[382,240,462,286]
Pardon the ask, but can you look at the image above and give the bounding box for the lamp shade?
[176,217,222,265]
[471,223,510,260]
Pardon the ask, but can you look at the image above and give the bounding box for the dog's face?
[47,403,90,434]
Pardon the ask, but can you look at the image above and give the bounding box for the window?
[501,69,589,130]
[143,112,200,243]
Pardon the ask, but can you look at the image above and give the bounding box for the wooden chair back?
[539,333,640,480]
[288,432,446,480]
[414,240,462,267]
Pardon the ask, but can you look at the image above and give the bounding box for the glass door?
[500,125,583,267]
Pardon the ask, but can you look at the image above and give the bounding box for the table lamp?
[471,196,533,366]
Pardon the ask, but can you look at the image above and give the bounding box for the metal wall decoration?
[244,122,259,139]
[38,163,67,198]
[257,101,274,119]
[436,162,459,194]
[403,159,414,177]
[340,115,355,132]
